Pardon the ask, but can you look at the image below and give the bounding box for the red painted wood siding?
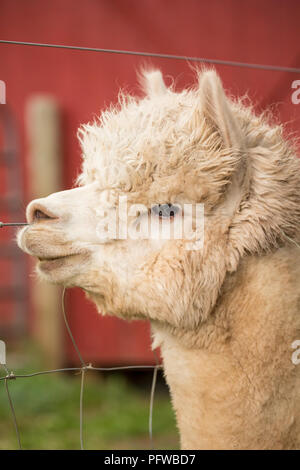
[0,0,299,363]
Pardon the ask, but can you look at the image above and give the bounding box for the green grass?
[0,343,179,450]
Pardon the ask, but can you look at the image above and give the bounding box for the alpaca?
[17,69,300,449]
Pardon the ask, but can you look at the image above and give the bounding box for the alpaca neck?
[152,247,300,449]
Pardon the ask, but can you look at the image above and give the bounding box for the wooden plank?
[26,96,63,367]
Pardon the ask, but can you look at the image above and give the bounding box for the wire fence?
[0,36,299,450]
[0,39,300,74]
[0,285,162,450]
[0,218,162,450]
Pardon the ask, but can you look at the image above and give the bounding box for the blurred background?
[0,0,299,449]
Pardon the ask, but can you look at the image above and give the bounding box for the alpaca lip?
[37,253,77,262]
[37,252,88,274]
[37,255,75,271]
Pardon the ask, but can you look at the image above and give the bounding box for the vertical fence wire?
[79,368,86,450]
[4,377,22,449]
[149,365,158,449]
[62,288,86,368]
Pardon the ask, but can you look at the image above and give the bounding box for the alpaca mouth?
[37,255,70,261]
[37,253,81,271]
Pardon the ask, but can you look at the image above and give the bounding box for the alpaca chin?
[36,253,90,285]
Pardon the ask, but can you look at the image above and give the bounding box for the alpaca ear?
[197,69,242,149]
[140,69,167,97]
[196,70,248,218]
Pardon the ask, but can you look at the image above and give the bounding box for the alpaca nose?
[27,202,59,224]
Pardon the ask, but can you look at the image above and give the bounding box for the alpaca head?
[17,69,300,332]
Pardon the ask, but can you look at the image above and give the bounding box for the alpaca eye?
[151,204,180,218]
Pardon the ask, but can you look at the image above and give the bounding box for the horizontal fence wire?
[0,363,163,450]
[0,287,163,450]
[0,39,300,74]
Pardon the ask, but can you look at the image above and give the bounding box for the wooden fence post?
[26,96,63,367]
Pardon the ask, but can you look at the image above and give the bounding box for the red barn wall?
[0,0,299,364]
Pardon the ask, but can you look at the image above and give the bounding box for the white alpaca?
[18,69,300,449]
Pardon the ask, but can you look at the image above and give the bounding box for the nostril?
[34,209,52,220]
[29,203,59,224]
